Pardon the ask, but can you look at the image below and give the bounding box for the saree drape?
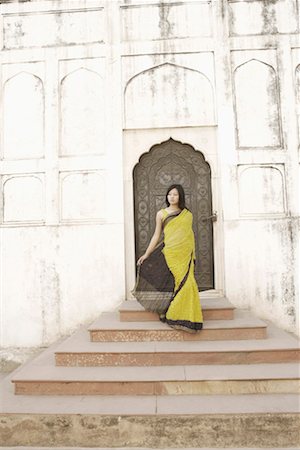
[132,208,203,332]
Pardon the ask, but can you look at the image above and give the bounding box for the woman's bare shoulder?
[157,209,165,219]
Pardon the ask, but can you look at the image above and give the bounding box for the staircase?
[0,297,299,448]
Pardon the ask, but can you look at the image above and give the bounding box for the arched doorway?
[133,138,214,291]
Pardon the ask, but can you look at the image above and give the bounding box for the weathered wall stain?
[262,0,278,34]
[158,3,174,39]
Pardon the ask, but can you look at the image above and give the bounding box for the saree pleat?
[132,208,203,333]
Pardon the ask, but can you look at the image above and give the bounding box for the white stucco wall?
[0,0,299,352]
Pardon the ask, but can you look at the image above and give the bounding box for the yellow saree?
[133,208,203,332]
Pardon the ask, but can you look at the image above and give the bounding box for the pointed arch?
[234,58,275,74]
[60,67,103,85]
[125,63,215,128]
[125,62,213,93]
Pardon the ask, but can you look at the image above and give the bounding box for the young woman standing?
[133,184,203,333]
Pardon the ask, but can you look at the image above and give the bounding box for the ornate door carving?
[133,138,214,291]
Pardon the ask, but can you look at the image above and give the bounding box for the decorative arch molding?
[125,63,216,129]
[125,62,213,93]
[3,173,43,188]
[233,58,281,148]
[60,68,104,156]
[60,67,103,84]
[3,71,44,159]
[133,137,214,291]
[5,70,43,84]
[233,57,275,73]
[135,136,212,171]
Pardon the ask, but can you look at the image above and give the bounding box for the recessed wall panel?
[3,72,44,159]
[233,57,281,148]
[121,2,212,41]
[238,165,286,216]
[60,67,104,156]
[3,9,104,49]
[60,171,105,222]
[229,0,298,36]
[3,175,45,222]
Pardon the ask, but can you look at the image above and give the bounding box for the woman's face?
[167,188,179,206]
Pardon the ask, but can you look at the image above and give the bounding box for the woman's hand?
[137,254,148,265]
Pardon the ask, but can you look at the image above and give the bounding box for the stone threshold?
[119,298,235,322]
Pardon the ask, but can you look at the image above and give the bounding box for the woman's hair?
[165,184,186,210]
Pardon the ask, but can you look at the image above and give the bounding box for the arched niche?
[125,63,215,129]
[3,72,44,159]
[60,68,104,156]
[234,59,281,148]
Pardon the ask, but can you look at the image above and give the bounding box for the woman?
[132,184,203,333]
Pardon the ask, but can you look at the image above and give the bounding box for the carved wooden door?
[133,138,214,291]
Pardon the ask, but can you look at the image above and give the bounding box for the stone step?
[1,369,300,447]
[119,298,235,322]
[2,304,300,448]
[54,322,300,367]
[88,310,267,342]
[3,369,300,416]
[12,358,300,395]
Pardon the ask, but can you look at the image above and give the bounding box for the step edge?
[54,347,300,355]
[12,377,300,384]
[88,325,268,332]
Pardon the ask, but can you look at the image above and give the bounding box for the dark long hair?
[165,184,186,210]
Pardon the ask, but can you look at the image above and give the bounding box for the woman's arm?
[137,210,163,265]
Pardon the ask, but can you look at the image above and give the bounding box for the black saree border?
[161,207,186,230]
[165,318,203,333]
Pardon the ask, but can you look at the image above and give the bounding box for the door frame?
[123,127,225,299]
